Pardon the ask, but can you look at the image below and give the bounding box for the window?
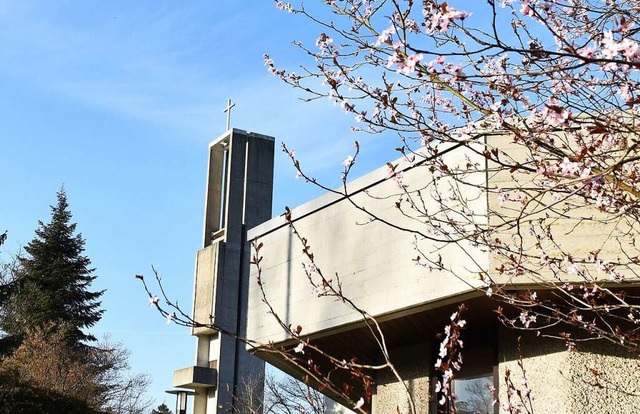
[453,373,495,414]
[431,346,497,414]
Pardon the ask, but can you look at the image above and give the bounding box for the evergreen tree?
[151,403,173,414]
[0,188,104,349]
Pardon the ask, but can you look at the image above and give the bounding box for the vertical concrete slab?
[175,129,275,414]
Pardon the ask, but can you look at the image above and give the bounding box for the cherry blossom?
[542,97,570,126]
[166,311,176,324]
[342,155,354,167]
[260,0,640,408]
[559,157,579,175]
[353,397,364,410]
[520,1,534,17]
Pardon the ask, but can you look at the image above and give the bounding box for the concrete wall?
[247,144,488,345]
[193,243,221,335]
[485,134,640,283]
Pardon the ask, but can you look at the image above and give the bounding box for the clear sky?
[0,0,398,408]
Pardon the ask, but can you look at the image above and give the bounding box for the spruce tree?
[0,188,104,349]
[151,403,173,414]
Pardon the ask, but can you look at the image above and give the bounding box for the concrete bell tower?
[172,127,275,414]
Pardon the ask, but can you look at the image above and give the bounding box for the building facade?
[175,127,640,413]
[245,132,640,413]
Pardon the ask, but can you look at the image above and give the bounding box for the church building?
[172,125,640,414]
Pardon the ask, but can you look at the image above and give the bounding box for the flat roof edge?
[247,142,451,239]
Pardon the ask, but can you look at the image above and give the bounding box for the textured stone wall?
[499,330,640,414]
[565,340,640,413]
[374,342,431,414]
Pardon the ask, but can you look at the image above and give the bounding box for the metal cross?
[223,98,235,131]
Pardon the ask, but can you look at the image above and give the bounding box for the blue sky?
[0,0,400,408]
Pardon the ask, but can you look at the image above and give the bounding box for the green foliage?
[0,189,151,413]
[151,403,173,414]
[0,188,104,349]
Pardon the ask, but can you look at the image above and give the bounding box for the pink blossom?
[619,84,633,101]
[536,162,547,174]
[275,1,293,12]
[305,262,317,274]
[149,295,159,306]
[596,259,612,274]
[542,97,570,125]
[519,310,537,328]
[424,5,472,34]
[498,190,510,204]
[444,63,465,81]
[601,30,622,59]
[387,52,423,75]
[567,262,581,275]
[621,39,640,60]
[447,10,471,21]
[340,99,354,113]
[294,343,305,354]
[443,368,453,383]
[166,311,176,324]
[609,271,624,282]
[521,3,534,17]
[342,155,355,167]
[392,171,405,189]
[354,397,364,410]
[315,34,334,50]
[578,47,596,59]
[439,343,447,358]
[559,157,579,175]
[386,51,400,68]
[375,26,396,46]
[398,53,423,75]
